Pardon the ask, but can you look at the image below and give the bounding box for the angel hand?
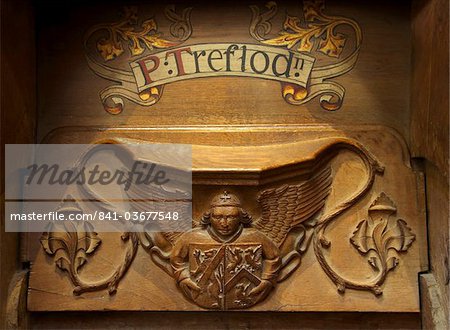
[248,279,273,298]
[179,278,201,293]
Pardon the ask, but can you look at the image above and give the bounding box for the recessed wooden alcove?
[1,0,448,328]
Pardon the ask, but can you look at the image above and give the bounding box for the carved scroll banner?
[85,1,361,114]
[27,127,426,312]
[130,44,315,94]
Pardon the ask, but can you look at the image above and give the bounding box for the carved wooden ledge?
[38,137,416,310]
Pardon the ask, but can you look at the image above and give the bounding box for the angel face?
[210,206,241,237]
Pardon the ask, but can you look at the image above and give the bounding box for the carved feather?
[124,173,193,245]
[254,166,332,246]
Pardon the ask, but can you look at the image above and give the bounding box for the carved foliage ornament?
[40,196,138,295]
[40,141,415,309]
[348,193,416,294]
[84,1,361,114]
[249,1,362,110]
[84,5,193,114]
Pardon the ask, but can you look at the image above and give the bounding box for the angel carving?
[147,166,332,309]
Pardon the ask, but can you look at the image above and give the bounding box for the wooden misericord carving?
[38,137,416,310]
[29,0,423,312]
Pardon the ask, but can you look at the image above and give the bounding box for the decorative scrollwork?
[249,0,362,110]
[315,192,415,295]
[249,1,278,41]
[95,7,176,61]
[164,5,193,41]
[40,196,139,295]
[84,5,192,114]
[256,0,361,59]
[93,6,192,61]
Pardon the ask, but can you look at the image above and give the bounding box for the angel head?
[201,191,252,239]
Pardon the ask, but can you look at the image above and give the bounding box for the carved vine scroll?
[315,192,416,295]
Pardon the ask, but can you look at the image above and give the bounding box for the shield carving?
[189,243,263,310]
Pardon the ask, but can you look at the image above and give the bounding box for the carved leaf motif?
[261,0,349,58]
[318,32,346,58]
[371,220,387,254]
[350,193,416,285]
[350,219,374,254]
[78,222,102,254]
[244,246,262,271]
[95,6,178,61]
[97,40,124,61]
[123,19,178,56]
[40,221,101,272]
[351,219,415,257]
[263,15,321,53]
[382,219,416,253]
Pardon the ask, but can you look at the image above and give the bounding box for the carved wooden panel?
[23,0,426,315]
[27,127,427,312]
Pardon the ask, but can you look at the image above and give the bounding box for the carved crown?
[210,191,241,207]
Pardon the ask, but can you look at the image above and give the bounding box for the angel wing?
[254,165,332,247]
[124,174,193,245]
